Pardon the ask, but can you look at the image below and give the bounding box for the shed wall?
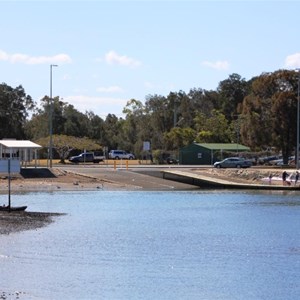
[179,144,212,165]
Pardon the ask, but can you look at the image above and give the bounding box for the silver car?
[108,150,135,160]
[214,157,252,168]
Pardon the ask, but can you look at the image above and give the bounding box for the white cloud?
[103,50,141,68]
[63,95,127,118]
[96,85,124,93]
[284,53,300,68]
[0,49,72,64]
[202,60,230,70]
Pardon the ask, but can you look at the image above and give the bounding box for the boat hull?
[0,206,27,212]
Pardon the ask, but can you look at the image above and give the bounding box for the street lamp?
[49,64,58,168]
[297,68,300,170]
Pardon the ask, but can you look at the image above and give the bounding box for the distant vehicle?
[69,152,105,163]
[108,150,135,160]
[269,156,294,166]
[214,157,252,168]
[258,155,280,165]
[166,157,178,164]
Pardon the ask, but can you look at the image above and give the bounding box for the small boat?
[0,205,27,212]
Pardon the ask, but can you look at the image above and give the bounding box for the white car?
[108,150,135,160]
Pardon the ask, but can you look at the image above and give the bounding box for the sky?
[1,0,300,119]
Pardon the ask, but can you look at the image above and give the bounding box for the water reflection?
[0,190,299,300]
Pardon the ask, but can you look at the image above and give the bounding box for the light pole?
[297,68,300,170]
[49,64,58,168]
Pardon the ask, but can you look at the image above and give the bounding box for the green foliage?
[0,83,35,139]
[240,70,298,162]
[3,69,300,162]
[36,134,101,163]
[194,110,231,143]
[164,127,196,150]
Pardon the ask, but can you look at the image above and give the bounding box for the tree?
[0,83,35,139]
[194,110,231,143]
[102,114,123,150]
[26,96,92,139]
[240,70,298,162]
[164,127,196,150]
[85,111,105,143]
[36,135,102,163]
[217,73,250,120]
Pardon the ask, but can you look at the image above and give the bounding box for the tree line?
[0,70,299,163]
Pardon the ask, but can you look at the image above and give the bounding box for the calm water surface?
[0,190,299,300]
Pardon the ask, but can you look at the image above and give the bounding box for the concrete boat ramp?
[162,169,300,191]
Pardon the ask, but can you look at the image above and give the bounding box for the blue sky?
[1,0,300,118]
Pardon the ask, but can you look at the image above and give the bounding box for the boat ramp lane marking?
[161,170,300,190]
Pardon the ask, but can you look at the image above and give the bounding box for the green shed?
[179,143,250,165]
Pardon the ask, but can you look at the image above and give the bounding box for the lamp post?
[49,64,58,168]
[297,68,300,170]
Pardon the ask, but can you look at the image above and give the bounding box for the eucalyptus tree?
[164,127,196,150]
[122,99,148,155]
[187,88,219,120]
[217,73,251,120]
[194,110,231,143]
[144,94,169,150]
[62,103,90,137]
[240,70,298,162]
[102,114,123,150]
[26,96,91,139]
[85,111,105,143]
[0,83,35,139]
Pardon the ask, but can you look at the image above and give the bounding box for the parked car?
[257,155,279,165]
[214,157,252,168]
[166,157,178,164]
[69,152,105,163]
[108,150,135,160]
[268,156,294,166]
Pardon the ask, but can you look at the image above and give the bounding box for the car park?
[108,150,135,160]
[214,157,252,168]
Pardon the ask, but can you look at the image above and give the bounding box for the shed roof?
[194,143,250,151]
[0,140,42,149]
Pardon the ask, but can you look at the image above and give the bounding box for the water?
[0,190,299,299]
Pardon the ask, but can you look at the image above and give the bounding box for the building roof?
[0,140,42,149]
[194,143,250,151]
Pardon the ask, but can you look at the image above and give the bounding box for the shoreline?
[0,166,297,235]
[0,166,199,235]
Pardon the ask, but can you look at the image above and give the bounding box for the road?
[57,164,200,191]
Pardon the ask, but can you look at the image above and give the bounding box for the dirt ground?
[196,167,292,185]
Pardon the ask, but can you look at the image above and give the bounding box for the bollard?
[114,160,117,170]
[126,160,129,170]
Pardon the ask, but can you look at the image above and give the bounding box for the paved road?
[59,165,200,191]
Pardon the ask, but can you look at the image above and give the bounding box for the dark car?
[69,152,104,163]
[166,157,178,164]
[214,157,252,168]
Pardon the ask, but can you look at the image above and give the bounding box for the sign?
[143,141,151,151]
[0,159,21,174]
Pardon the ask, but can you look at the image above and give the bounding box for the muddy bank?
[0,211,64,235]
